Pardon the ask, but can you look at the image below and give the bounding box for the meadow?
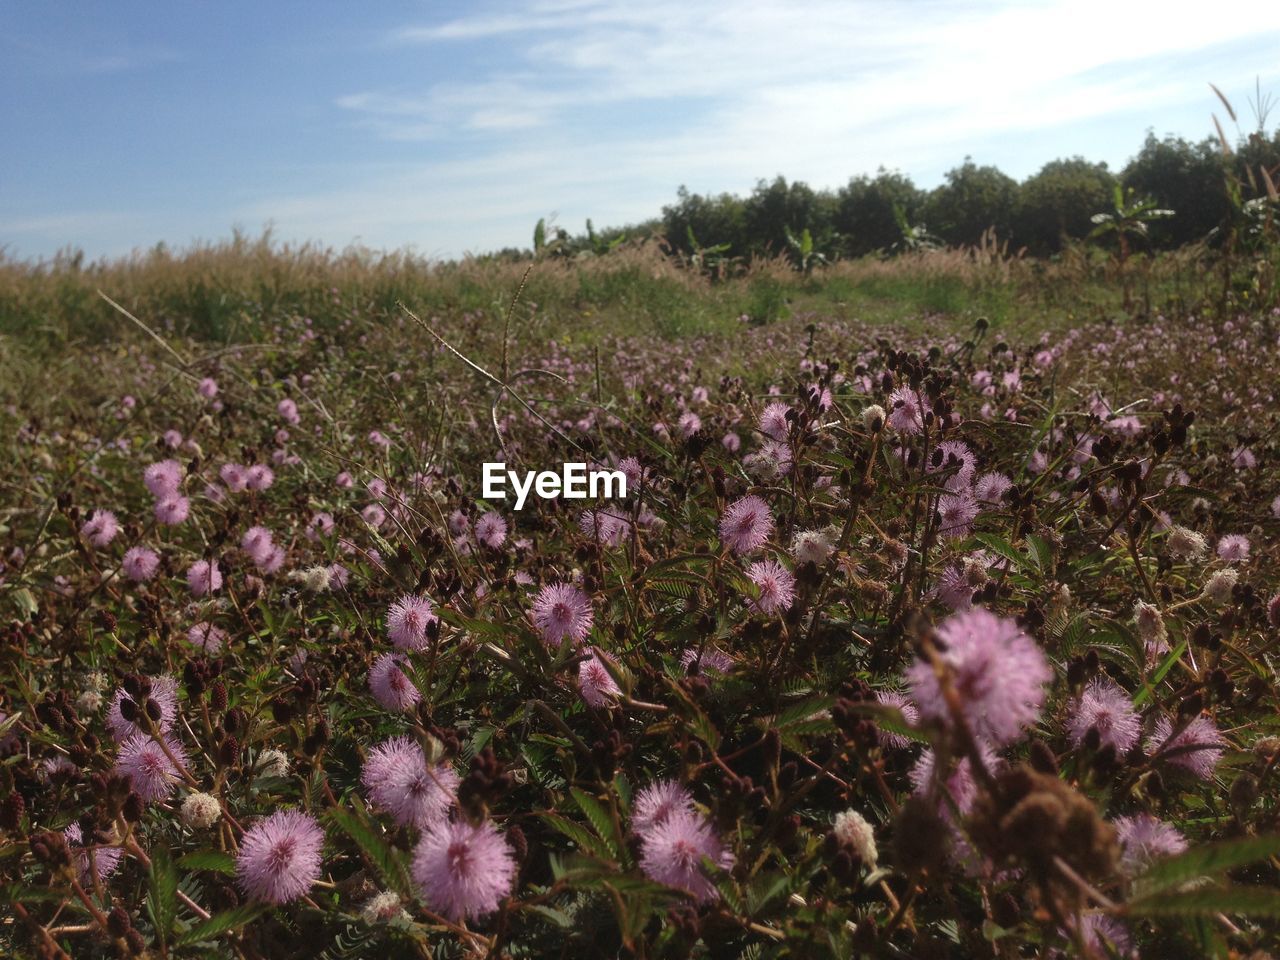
[1,235,1278,959]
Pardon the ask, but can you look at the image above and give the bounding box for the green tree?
[834,169,925,257]
[1122,133,1226,247]
[1015,158,1116,256]
[924,159,1020,247]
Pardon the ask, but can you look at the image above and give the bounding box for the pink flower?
[144,460,184,498]
[186,560,222,597]
[578,648,622,707]
[1147,716,1225,779]
[411,818,517,922]
[154,496,190,525]
[631,779,695,835]
[277,398,300,425]
[637,807,734,903]
[679,646,734,676]
[361,736,460,829]
[1113,813,1188,874]
[887,386,925,434]
[107,675,179,742]
[719,495,774,555]
[236,809,324,905]
[115,733,186,802]
[81,510,120,548]
[245,464,274,491]
[936,492,978,539]
[474,512,508,549]
[386,595,437,651]
[162,429,183,448]
[1216,534,1250,564]
[530,583,593,646]
[873,690,919,750]
[758,402,792,441]
[241,526,275,566]
[1066,678,1140,755]
[121,546,160,581]
[64,821,123,884]
[187,623,227,655]
[197,377,219,399]
[219,463,248,492]
[678,411,701,438]
[907,607,1050,747]
[721,432,741,452]
[369,653,421,712]
[746,559,796,614]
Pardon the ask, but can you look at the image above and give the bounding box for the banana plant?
[1089,185,1174,309]
[783,226,828,275]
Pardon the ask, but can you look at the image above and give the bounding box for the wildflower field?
[1,248,1279,959]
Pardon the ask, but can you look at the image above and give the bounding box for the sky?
[3,1,1280,263]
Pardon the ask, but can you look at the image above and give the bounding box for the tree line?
[524,129,1280,264]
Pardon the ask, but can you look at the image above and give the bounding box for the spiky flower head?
[578,648,622,708]
[1147,715,1226,779]
[1113,813,1188,874]
[369,653,422,712]
[1066,677,1140,755]
[181,792,223,829]
[361,736,459,829]
[115,733,187,802]
[719,495,774,556]
[81,510,121,548]
[386,594,437,651]
[907,608,1050,747]
[530,583,594,647]
[411,818,517,922]
[631,779,696,836]
[747,559,796,614]
[236,809,325,905]
[637,806,734,903]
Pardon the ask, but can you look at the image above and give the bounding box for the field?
[1,238,1279,959]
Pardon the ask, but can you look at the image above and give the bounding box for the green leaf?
[327,804,414,899]
[178,850,237,876]
[1128,885,1280,919]
[571,788,621,858]
[1132,639,1187,707]
[147,844,178,947]
[175,903,270,946]
[539,812,615,861]
[1133,834,1280,895]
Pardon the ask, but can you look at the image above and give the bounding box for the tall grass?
[0,229,1220,349]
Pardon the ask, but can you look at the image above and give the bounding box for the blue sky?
[4,1,1280,262]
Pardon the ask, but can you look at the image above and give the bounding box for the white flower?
[1203,568,1238,605]
[180,791,223,829]
[861,404,887,432]
[833,809,878,868]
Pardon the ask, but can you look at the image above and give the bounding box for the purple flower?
[907,608,1050,746]
[187,623,227,655]
[236,809,325,905]
[1113,813,1188,874]
[936,492,979,539]
[746,559,796,614]
[186,560,222,597]
[369,653,421,712]
[578,647,622,707]
[1147,716,1226,779]
[64,822,123,884]
[474,512,508,549]
[1066,678,1140,755]
[197,377,219,399]
[719,495,774,556]
[386,594,438,651]
[115,733,186,802]
[143,460,184,498]
[107,675,178,742]
[758,402,792,441]
[411,818,517,922]
[219,463,248,492]
[530,583,593,647]
[241,526,275,566]
[154,496,190,525]
[361,736,459,829]
[245,464,274,491]
[887,386,925,434]
[121,546,160,582]
[637,807,734,903]
[1216,534,1250,564]
[277,398,300,425]
[631,779,695,835]
[873,690,919,750]
[679,646,734,676]
[80,510,121,548]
